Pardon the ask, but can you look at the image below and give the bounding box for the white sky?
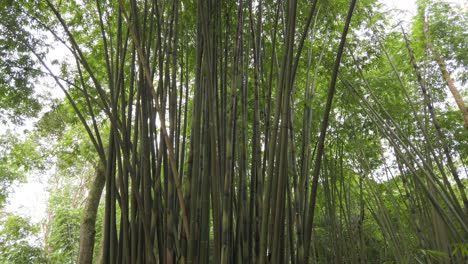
[381,0,417,21]
[2,0,463,224]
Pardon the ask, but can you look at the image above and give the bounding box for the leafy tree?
[0,213,47,264]
[0,132,43,207]
[0,0,47,125]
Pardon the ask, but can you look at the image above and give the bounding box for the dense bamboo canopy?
[0,0,467,263]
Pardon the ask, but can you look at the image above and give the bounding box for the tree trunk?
[77,164,106,264]
[432,51,468,129]
[421,8,468,129]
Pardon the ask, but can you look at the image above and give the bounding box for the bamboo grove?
[2,0,467,263]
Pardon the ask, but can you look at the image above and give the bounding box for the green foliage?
[1,0,466,262]
[0,132,43,206]
[426,1,468,83]
[438,107,468,162]
[418,248,449,262]
[0,0,47,124]
[0,213,47,264]
[412,0,468,84]
[46,183,82,264]
[451,243,468,257]
[33,95,105,263]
